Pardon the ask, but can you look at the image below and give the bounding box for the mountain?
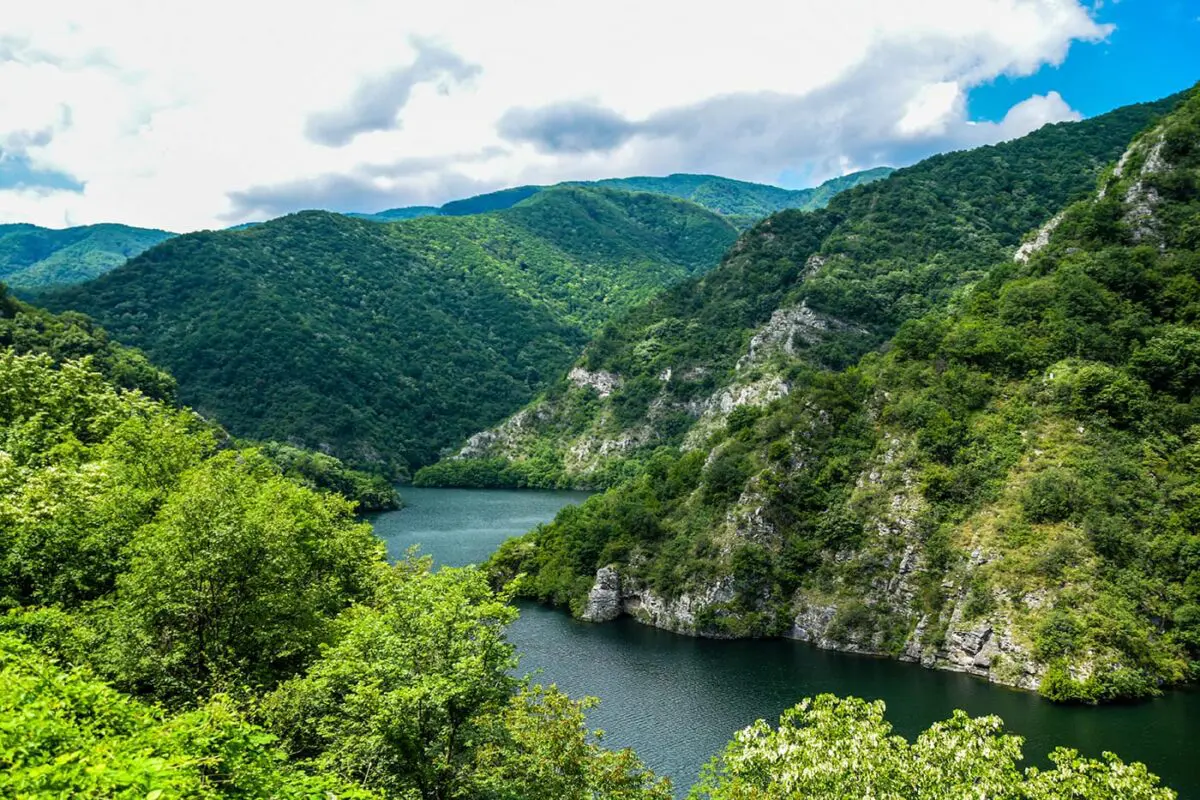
[351,168,894,226]
[441,89,1197,702]
[0,222,175,290]
[586,168,896,219]
[425,92,1184,489]
[38,186,740,474]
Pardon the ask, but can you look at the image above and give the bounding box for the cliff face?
[576,425,1047,693]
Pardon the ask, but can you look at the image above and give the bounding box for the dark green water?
[373,487,1199,797]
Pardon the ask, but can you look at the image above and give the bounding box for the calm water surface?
[374,487,1199,797]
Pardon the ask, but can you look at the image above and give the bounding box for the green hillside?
[353,168,893,225]
[423,90,1184,490]
[0,222,175,290]
[588,168,896,218]
[39,187,739,473]
[460,89,1199,702]
[0,301,1169,800]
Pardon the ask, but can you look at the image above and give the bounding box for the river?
[371,487,1199,797]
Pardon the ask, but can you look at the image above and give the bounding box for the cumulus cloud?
[494,34,1094,181]
[0,150,84,192]
[0,0,1117,230]
[0,119,83,193]
[305,40,480,147]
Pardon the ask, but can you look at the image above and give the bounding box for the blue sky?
[970,1,1200,120]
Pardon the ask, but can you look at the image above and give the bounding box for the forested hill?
[425,90,1185,489]
[477,85,1200,703]
[352,167,894,225]
[0,282,1172,799]
[0,222,175,290]
[38,186,739,474]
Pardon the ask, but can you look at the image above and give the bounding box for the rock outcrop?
[568,367,622,397]
[1013,213,1064,263]
[581,566,623,622]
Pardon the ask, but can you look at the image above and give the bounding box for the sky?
[0,1,1196,232]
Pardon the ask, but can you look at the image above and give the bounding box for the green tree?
[690,694,1175,799]
[110,450,383,703]
[264,558,518,800]
[0,632,378,799]
[472,685,672,800]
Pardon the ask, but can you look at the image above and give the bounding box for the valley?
[0,16,1194,794]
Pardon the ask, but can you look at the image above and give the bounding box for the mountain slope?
[480,86,1200,701]
[0,223,175,290]
[587,168,896,218]
[353,168,893,225]
[38,187,738,473]
[424,91,1185,490]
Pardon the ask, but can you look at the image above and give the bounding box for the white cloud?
[0,0,1111,231]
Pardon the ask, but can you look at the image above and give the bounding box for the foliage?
[39,188,738,473]
[0,222,174,290]
[689,694,1175,799]
[0,344,672,798]
[0,632,379,799]
[0,283,176,401]
[264,558,519,799]
[437,90,1183,488]
[472,686,673,800]
[108,449,383,703]
[257,441,401,511]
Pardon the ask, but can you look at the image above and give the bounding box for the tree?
[0,632,378,799]
[472,685,672,800]
[264,558,519,800]
[690,694,1174,799]
[109,449,383,703]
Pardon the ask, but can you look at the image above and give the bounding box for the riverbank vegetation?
[690,695,1175,799]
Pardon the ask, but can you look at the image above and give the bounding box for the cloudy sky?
[1,0,1196,232]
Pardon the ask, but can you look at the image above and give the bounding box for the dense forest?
[352,167,894,226]
[422,90,1185,489]
[0,222,175,290]
[0,286,398,510]
[0,297,1175,796]
[470,89,1200,704]
[38,187,741,474]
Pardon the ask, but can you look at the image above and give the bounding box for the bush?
[1022,468,1085,523]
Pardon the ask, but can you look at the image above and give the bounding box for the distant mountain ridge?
[0,222,175,290]
[349,168,894,225]
[0,170,889,292]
